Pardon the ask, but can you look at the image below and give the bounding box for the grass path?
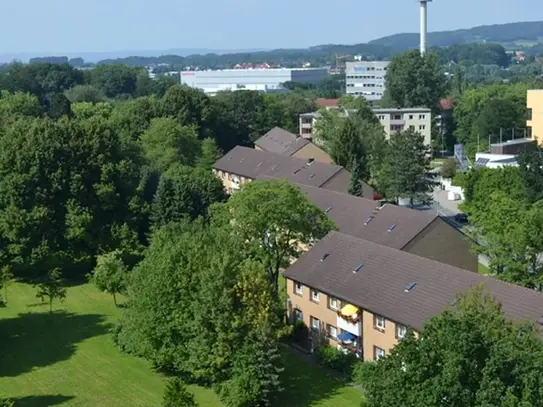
[0,282,362,407]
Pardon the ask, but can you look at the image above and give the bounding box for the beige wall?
[213,169,250,194]
[403,218,478,272]
[293,143,334,164]
[361,310,402,361]
[255,145,263,151]
[287,278,415,361]
[286,278,341,347]
[527,90,543,145]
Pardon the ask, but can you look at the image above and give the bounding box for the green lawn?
[478,263,490,275]
[0,283,362,407]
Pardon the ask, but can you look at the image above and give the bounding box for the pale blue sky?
[1,0,542,53]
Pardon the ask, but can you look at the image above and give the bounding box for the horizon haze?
[1,0,542,62]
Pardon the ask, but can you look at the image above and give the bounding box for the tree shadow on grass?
[0,311,111,377]
[13,395,74,407]
[276,348,356,407]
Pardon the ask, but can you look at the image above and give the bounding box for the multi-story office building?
[299,107,432,147]
[285,231,543,360]
[527,89,543,145]
[180,68,328,95]
[345,61,390,102]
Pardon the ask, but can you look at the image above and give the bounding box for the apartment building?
[285,231,543,361]
[297,184,477,271]
[374,108,432,147]
[527,89,543,145]
[345,61,390,102]
[212,146,377,198]
[299,108,432,148]
[254,127,334,164]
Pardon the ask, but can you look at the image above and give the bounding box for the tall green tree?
[89,65,140,98]
[64,85,105,104]
[359,287,543,407]
[140,118,201,173]
[89,251,128,306]
[212,180,335,295]
[151,167,227,227]
[381,49,448,113]
[162,378,198,407]
[375,129,435,205]
[517,149,543,203]
[197,138,223,170]
[348,160,365,197]
[0,266,14,304]
[35,268,67,313]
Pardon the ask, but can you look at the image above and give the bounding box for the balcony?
[337,304,361,336]
[390,119,405,126]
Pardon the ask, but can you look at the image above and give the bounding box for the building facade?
[284,231,543,361]
[299,107,432,148]
[180,68,328,95]
[345,61,390,102]
[527,89,543,145]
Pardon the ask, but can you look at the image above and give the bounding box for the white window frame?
[375,346,385,360]
[419,114,426,120]
[375,315,386,331]
[295,282,303,295]
[419,124,426,130]
[311,317,320,331]
[311,289,320,303]
[328,325,338,339]
[329,296,339,311]
[397,324,407,339]
[294,309,303,322]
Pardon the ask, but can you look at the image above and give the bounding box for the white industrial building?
[345,61,390,102]
[180,68,328,95]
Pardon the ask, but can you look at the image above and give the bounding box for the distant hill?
[369,21,543,50]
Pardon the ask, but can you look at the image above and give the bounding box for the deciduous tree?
[162,378,198,407]
[140,118,200,173]
[212,180,335,295]
[381,49,448,113]
[89,251,128,306]
[35,268,67,313]
[359,287,543,407]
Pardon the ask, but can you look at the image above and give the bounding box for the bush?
[352,361,377,386]
[315,345,359,378]
[452,171,468,187]
[441,158,457,179]
[290,320,309,348]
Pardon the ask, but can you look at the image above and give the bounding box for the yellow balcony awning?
[340,304,359,317]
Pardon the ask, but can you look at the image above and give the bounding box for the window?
[528,108,533,120]
[294,308,303,322]
[311,316,320,331]
[311,289,320,303]
[396,324,407,339]
[409,125,415,130]
[408,115,414,120]
[419,125,426,130]
[374,315,386,331]
[328,296,339,310]
[393,114,402,120]
[390,124,403,132]
[374,346,385,360]
[419,114,426,120]
[327,324,338,339]
[378,115,385,120]
[294,282,303,296]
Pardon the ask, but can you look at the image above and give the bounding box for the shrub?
[352,361,377,386]
[315,345,359,378]
[441,158,457,179]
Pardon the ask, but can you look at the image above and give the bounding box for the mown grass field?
[0,283,363,407]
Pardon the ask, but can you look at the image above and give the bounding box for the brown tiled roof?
[214,146,348,191]
[254,127,310,156]
[315,98,339,108]
[284,231,543,332]
[297,185,436,249]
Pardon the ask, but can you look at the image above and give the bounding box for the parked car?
[455,213,468,223]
